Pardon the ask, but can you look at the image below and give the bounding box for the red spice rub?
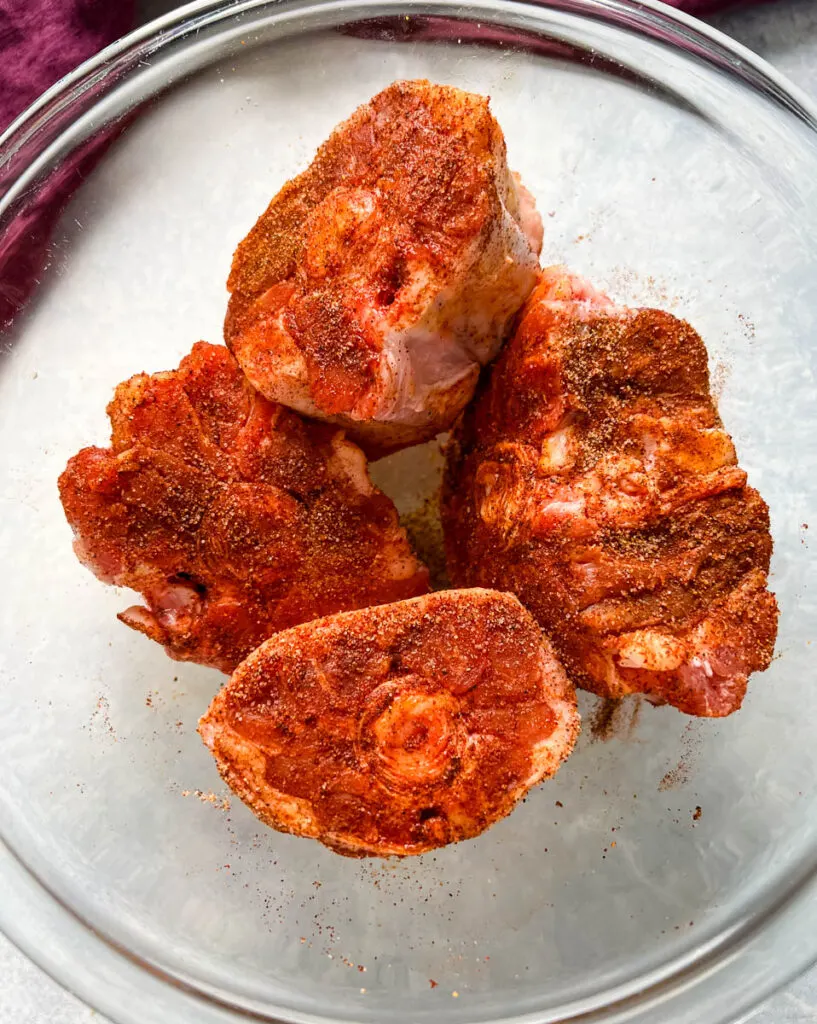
[225,79,541,455]
[59,342,428,672]
[199,589,579,856]
[443,268,778,717]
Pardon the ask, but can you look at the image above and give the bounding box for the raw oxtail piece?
[443,267,778,717]
[59,342,428,672]
[199,589,579,856]
[225,79,543,456]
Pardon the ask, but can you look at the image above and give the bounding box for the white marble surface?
[3,0,817,1021]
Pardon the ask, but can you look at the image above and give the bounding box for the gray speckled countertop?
[3,0,817,1021]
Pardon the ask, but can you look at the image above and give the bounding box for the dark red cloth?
[0,0,134,329]
[0,0,133,132]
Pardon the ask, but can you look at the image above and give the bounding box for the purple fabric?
[0,0,133,132]
[0,0,134,329]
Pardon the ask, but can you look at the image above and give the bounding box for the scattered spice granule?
[555,800,563,808]
[589,698,621,741]
[693,806,702,821]
[590,696,642,741]
[91,695,117,740]
[452,991,459,998]
[429,979,438,989]
[611,841,616,848]
[737,312,756,339]
[710,361,730,400]
[180,788,231,811]
[659,723,702,791]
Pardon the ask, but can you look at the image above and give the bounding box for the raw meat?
[225,79,542,456]
[199,589,579,856]
[59,342,428,672]
[443,268,778,717]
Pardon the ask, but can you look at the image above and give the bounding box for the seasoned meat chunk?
[225,79,542,456]
[443,268,778,717]
[59,342,428,672]
[199,589,579,856]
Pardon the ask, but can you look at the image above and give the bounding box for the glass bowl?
[1,1,817,1022]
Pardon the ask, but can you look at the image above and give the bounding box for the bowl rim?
[1,1,817,1023]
